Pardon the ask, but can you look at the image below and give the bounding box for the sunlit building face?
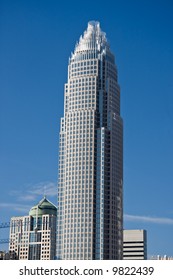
[57,21,123,260]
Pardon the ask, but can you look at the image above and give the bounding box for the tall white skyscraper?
[57,21,123,260]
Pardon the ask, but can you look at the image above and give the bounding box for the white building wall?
[123,229,147,260]
[9,214,56,260]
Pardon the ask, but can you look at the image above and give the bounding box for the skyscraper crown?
[74,21,110,53]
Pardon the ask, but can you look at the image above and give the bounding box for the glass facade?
[57,21,123,260]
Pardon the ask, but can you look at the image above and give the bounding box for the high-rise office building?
[57,21,123,260]
[9,197,57,260]
[123,230,147,260]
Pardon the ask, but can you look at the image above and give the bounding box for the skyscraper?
[57,21,123,260]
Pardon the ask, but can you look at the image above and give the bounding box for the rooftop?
[29,196,57,217]
[73,20,110,55]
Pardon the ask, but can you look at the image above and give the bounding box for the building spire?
[43,185,46,199]
[73,21,109,54]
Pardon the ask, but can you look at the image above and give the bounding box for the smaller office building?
[123,229,147,260]
[9,197,57,260]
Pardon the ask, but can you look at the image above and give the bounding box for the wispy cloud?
[10,181,57,202]
[0,202,31,213]
[0,181,57,214]
[124,214,173,225]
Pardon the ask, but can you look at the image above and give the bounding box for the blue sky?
[0,0,173,257]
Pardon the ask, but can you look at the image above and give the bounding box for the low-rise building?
[150,255,173,260]
[123,229,147,260]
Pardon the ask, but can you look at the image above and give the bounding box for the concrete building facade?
[123,229,147,260]
[9,197,57,260]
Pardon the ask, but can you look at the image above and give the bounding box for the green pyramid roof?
[29,197,57,217]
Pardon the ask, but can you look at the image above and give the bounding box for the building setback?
[57,21,123,260]
[9,197,57,260]
[123,229,147,260]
